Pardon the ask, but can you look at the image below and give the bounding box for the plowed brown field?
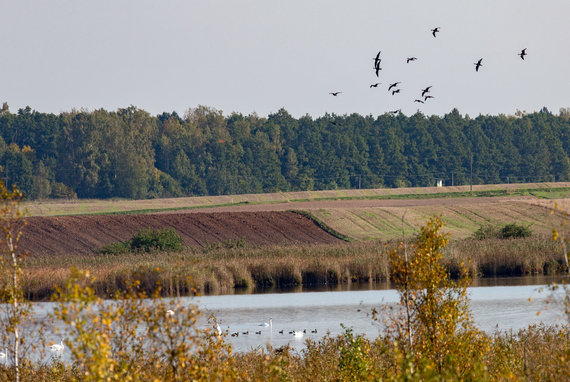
[19,182,570,256]
[21,211,345,255]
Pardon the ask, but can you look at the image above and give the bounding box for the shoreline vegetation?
[22,235,568,301]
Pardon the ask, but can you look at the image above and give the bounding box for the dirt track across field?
[158,195,537,213]
[21,211,345,255]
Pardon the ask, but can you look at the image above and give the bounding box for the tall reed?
[20,235,566,300]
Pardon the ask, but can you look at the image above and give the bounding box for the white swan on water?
[0,348,7,364]
[49,340,64,355]
[259,318,273,328]
[293,331,304,339]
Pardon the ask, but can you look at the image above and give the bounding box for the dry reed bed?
[21,236,566,301]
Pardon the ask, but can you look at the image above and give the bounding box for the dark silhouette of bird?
[255,331,262,335]
[278,330,284,334]
[374,65,382,77]
[388,82,401,91]
[421,86,432,97]
[414,99,425,103]
[519,48,527,60]
[431,27,440,37]
[311,329,317,334]
[406,57,417,63]
[372,51,382,77]
[329,91,342,96]
[392,89,401,95]
[424,95,435,101]
[370,83,381,88]
[373,51,381,67]
[390,109,401,115]
[474,58,483,72]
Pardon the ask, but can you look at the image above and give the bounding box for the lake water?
[195,275,569,352]
[19,275,570,359]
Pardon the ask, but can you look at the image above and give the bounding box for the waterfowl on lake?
[49,340,64,355]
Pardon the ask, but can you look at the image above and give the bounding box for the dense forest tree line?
[0,101,569,200]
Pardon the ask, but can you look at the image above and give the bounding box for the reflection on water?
[195,275,569,352]
[221,275,570,296]
[13,275,570,358]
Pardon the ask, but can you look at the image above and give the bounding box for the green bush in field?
[500,223,532,239]
[130,228,183,252]
[98,228,183,254]
[473,224,500,240]
[473,223,532,240]
[98,241,131,255]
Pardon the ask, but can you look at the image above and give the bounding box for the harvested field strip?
[310,202,563,241]
[23,182,570,217]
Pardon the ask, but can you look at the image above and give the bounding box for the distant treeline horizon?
[1,101,569,200]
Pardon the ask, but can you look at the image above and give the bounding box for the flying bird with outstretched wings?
[421,86,432,97]
[372,50,382,77]
[370,83,381,88]
[474,58,483,72]
[406,57,417,63]
[329,92,342,96]
[519,48,527,60]
[388,82,401,91]
[431,27,440,37]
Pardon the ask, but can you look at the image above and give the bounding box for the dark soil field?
[21,211,345,255]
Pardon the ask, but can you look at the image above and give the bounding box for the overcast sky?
[1,1,569,118]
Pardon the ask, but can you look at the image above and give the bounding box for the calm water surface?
[194,275,569,352]
[26,275,568,357]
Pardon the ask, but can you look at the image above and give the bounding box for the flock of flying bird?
[329,27,528,115]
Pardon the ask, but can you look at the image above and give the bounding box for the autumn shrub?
[386,216,490,378]
[51,268,238,381]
